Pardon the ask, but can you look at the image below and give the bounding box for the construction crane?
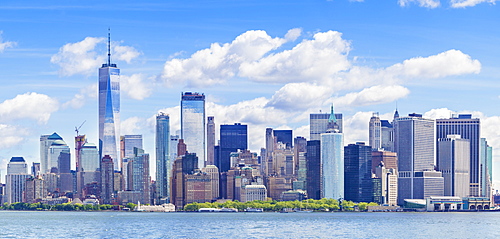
[75,120,86,136]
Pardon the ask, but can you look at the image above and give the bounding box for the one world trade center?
[99,33,120,170]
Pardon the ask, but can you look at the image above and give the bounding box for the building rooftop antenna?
[107,28,111,66]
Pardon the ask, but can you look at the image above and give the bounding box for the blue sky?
[0,0,499,185]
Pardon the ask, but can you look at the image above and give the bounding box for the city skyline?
[0,1,498,188]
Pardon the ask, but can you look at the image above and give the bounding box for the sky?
[0,0,499,186]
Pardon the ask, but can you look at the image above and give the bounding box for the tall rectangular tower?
[206,116,216,166]
[181,92,205,169]
[436,114,480,196]
[395,113,442,205]
[217,123,248,172]
[156,113,170,203]
[344,142,373,202]
[438,135,470,197]
[98,35,120,170]
[310,113,343,141]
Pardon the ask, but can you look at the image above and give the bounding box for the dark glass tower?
[306,140,321,200]
[216,123,248,173]
[344,142,373,202]
[273,130,293,149]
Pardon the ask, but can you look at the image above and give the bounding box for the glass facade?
[321,132,344,200]
[436,115,480,196]
[218,123,248,172]
[99,65,120,170]
[310,113,343,141]
[80,143,100,172]
[181,92,205,169]
[156,113,170,202]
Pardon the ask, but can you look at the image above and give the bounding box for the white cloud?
[51,37,141,76]
[384,49,481,79]
[121,74,153,100]
[62,83,97,109]
[0,124,29,148]
[113,45,141,63]
[450,0,497,7]
[334,85,410,110]
[0,31,16,53]
[398,0,441,8]
[121,117,147,135]
[0,92,59,124]
[267,83,332,110]
[161,29,300,87]
[239,30,351,83]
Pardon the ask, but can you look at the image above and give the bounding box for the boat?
[246,208,264,212]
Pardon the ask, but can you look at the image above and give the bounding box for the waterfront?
[1,211,499,238]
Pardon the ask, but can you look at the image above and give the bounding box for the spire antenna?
[107,28,111,66]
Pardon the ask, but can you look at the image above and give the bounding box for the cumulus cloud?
[0,124,29,148]
[0,92,59,124]
[161,29,301,87]
[121,117,147,135]
[0,31,16,53]
[450,0,497,8]
[398,0,441,8]
[385,49,481,79]
[63,83,97,109]
[121,74,154,100]
[334,85,410,109]
[266,83,332,110]
[51,37,140,76]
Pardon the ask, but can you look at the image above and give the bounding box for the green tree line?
[183,199,378,212]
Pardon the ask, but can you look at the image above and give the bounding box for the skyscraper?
[99,33,120,170]
[273,130,293,149]
[436,114,480,196]
[121,135,143,160]
[344,142,373,202]
[5,157,30,203]
[306,140,321,200]
[77,142,100,198]
[369,113,382,150]
[479,138,493,198]
[438,135,470,197]
[181,92,205,169]
[100,155,114,204]
[395,113,443,205]
[207,116,216,166]
[310,111,343,141]
[156,112,170,203]
[217,123,248,173]
[320,106,344,200]
[40,132,63,173]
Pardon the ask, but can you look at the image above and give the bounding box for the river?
[0,211,498,238]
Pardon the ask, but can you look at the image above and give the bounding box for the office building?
[217,123,248,173]
[344,142,373,202]
[436,114,480,196]
[375,163,398,205]
[77,142,100,198]
[310,110,343,140]
[156,113,170,203]
[40,132,63,173]
[121,135,143,161]
[181,92,206,169]
[99,34,120,170]
[5,157,31,204]
[371,151,398,174]
[381,120,394,151]
[369,113,382,150]
[242,185,267,202]
[395,113,443,205]
[306,140,321,200]
[320,106,344,199]
[479,138,492,198]
[201,165,220,200]
[438,135,470,197]
[207,116,215,166]
[31,162,41,177]
[25,175,47,203]
[273,130,293,149]
[100,155,114,204]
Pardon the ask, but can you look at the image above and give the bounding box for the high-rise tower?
[320,105,344,200]
[181,92,205,169]
[99,31,120,170]
[156,112,170,203]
